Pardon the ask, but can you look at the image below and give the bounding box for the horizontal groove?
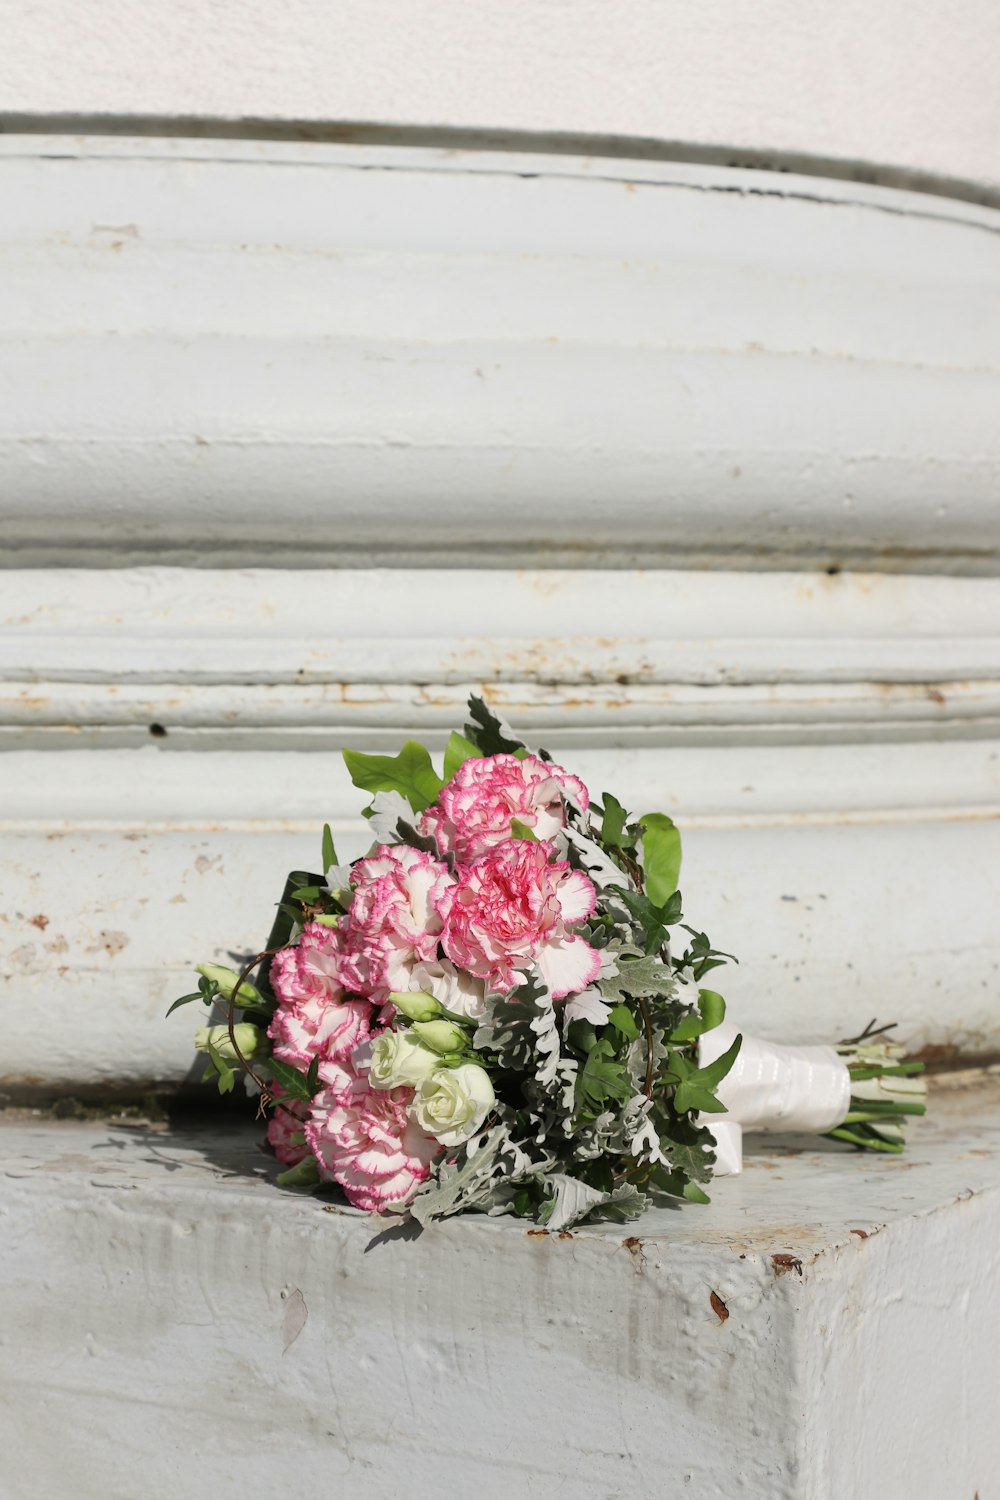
[1,113,999,215]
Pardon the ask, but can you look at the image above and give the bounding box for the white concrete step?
[3,1071,998,1499]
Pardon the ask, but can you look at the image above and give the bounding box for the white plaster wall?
[1,0,999,196]
[2,140,998,572]
[3,567,1000,1089]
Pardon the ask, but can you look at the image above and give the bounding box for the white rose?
[408,960,487,1021]
[367,1030,441,1090]
[194,1022,262,1062]
[196,964,262,1006]
[412,1063,495,1147]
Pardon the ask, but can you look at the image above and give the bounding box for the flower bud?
[411,1019,468,1055]
[387,990,443,1022]
[367,1031,440,1090]
[194,1023,262,1062]
[196,964,262,1007]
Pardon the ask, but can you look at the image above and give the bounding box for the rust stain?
[525,1229,549,1239]
[710,1291,729,1324]
[84,929,130,959]
[620,1236,647,1271]
[27,914,49,931]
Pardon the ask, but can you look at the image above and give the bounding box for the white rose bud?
[196,964,262,1007]
[367,1031,441,1090]
[387,990,443,1022]
[412,1063,496,1147]
[411,1019,468,1055]
[194,1023,262,1062]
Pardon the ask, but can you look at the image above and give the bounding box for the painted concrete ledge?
[3,1072,998,1499]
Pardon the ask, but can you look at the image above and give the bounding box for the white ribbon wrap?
[699,1022,852,1175]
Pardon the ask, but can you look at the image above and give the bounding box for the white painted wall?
[1,0,999,196]
[2,139,998,571]
[0,28,998,1091]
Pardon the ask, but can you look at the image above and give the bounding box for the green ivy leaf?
[443,730,481,781]
[638,813,682,907]
[669,988,727,1042]
[698,989,726,1031]
[290,885,323,903]
[206,1040,237,1094]
[672,1034,742,1115]
[575,1038,634,1114]
[607,1003,640,1042]
[342,741,444,814]
[267,1057,320,1103]
[600,792,628,848]
[165,991,203,1017]
[321,823,337,876]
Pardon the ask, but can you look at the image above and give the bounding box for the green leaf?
[696,1033,742,1089]
[510,817,538,841]
[638,813,682,906]
[672,1034,743,1115]
[165,991,203,1017]
[673,1084,728,1115]
[463,696,524,756]
[261,870,326,970]
[206,1040,237,1094]
[607,1003,640,1042]
[668,989,726,1043]
[600,792,628,848]
[321,823,337,875]
[698,989,726,1031]
[290,885,323,903]
[682,1181,711,1204]
[575,1038,633,1114]
[276,1155,320,1189]
[267,1057,320,1103]
[342,741,444,814]
[443,730,481,781]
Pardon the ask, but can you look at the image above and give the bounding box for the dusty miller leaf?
[597,954,679,1004]
[559,826,630,890]
[540,1174,649,1231]
[464,696,524,756]
[365,791,412,844]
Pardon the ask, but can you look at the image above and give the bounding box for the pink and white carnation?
[270,921,347,1008]
[340,844,453,998]
[268,920,374,1082]
[421,752,589,864]
[265,1090,310,1167]
[305,1065,439,1212]
[268,994,373,1083]
[440,838,600,999]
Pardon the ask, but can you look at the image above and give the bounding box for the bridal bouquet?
[170,697,925,1230]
